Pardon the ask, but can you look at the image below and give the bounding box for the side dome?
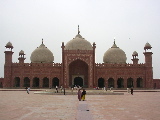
[65,33,92,50]
[30,40,54,63]
[103,41,127,64]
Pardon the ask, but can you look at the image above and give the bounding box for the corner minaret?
[4,42,14,65]
[143,42,153,67]
[18,50,26,63]
[4,42,14,87]
[132,51,139,64]
[143,42,153,88]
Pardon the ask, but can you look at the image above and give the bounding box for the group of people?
[55,85,64,93]
[127,87,134,95]
[77,89,86,101]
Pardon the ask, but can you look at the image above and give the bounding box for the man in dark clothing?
[131,87,133,95]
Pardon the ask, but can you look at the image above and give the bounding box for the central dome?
[65,33,92,50]
[30,40,54,63]
[103,41,127,64]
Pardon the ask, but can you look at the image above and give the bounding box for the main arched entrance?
[74,77,83,87]
[69,59,88,87]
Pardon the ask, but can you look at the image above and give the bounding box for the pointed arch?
[14,77,20,87]
[117,78,124,88]
[52,77,59,87]
[74,77,83,87]
[43,77,49,87]
[24,77,30,87]
[108,78,114,88]
[137,77,143,88]
[98,78,104,88]
[69,59,88,87]
[127,77,134,88]
[33,77,39,87]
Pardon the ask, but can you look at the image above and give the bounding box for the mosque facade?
[1,29,160,89]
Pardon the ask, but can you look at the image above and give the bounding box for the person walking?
[27,87,30,94]
[131,87,133,95]
[77,89,82,101]
[127,88,130,93]
[56,86,58,93]
[81,89,86,101]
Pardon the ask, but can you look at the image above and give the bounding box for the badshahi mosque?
[1,27,160,89]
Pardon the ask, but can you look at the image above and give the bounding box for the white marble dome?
[103,41,127,64]
[65,33,92,50]
[30,41,54,63]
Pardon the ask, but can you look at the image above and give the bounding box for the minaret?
[18,50,26,63]
[4,42,14,87]
[143,42,153,88]
[143,42,153,67]
[131,51,139,64]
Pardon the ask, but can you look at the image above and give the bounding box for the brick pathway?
[0,90,160,120]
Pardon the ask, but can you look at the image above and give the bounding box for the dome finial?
[42,38,43,44]
[114,37,116,44]
[78,25,80,34]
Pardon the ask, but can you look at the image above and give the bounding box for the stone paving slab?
[0,90,160,120]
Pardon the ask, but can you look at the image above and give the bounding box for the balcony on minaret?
[131,51,139,64]
[18,50,26,63]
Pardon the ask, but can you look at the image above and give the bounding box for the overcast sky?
[0,0,160,79]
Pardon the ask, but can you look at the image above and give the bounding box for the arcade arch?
[127,78,134,88]
[52,77,59,87]
[108,78,114,88]
[24,77,30,87]
[137,78,143,88]
[117,78,124,88]
[33,77,39,87]
[43,77,49,87]
[98,78,104,88]
[14,77,20,87]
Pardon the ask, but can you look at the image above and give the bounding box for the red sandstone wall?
[10,63,62,88]
[153,79,160,89]
[0,78,4,87]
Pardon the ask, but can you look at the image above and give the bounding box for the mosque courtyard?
[0,89,160,120]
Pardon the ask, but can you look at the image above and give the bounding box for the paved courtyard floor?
[0,90,160,120]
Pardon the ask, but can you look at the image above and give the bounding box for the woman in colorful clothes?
[77,89,82,101]
[81,89,86,101]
